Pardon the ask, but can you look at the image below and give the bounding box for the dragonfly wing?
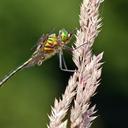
[0,58,32,87]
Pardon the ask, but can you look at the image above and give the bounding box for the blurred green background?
[0,0,128,128]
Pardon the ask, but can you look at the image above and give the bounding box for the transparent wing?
[0,58,32,87]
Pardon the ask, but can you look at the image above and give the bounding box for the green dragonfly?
[0,29,74,87]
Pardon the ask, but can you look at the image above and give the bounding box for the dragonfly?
[0,29,74,87]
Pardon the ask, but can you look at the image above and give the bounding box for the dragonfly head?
[59,29,72,43]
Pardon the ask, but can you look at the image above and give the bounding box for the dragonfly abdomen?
[43,40,59,53]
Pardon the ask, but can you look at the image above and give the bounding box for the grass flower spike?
[48,0,103,127]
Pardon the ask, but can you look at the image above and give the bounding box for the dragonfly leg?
[62,53,68,70]
[64,42,88,52]
[59,51,75,72]
[63,45,73,51]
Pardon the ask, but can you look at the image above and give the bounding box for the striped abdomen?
[43,34,59,53]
